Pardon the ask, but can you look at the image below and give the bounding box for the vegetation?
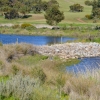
[0,23,100,43]
[85,0,100,20]
[85,0,92,6]
[70,4,84,12]
[0,0,100,99]
[44,6,64,25]
[0,43,80,100]
[0,44,100,100]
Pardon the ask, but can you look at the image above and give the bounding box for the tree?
[44,6,64,25]
[92,0,100,18]
[70,4,84,12]
[85,0,92,6]
[98,0,100,7]
[4,9,19,19]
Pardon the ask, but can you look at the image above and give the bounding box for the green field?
[0,0,100,25]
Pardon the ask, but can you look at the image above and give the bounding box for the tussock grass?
[0,43,100,100]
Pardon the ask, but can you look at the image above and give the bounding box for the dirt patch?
[77,18,85,23]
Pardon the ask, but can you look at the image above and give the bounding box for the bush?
[85,14,93,19]
[0,74,38,100]
[0,42,3,46]
[32,66,46,84]
[12,24,20,29]
[12,64,19,75]
[85,0,92,6]
[25,26,36,31]
[21,23,33,29]
[0,60,4,70]
[70,3,84,12]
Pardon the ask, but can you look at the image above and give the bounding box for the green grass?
[16,54,48,66]
[0,76,9,82]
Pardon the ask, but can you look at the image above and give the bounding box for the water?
[0,34,75,45]
[66,57,100,73]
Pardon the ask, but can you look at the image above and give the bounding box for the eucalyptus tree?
[44,6,64,25]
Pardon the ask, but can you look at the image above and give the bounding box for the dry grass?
[63,70,100,100]
[0,43,100,100]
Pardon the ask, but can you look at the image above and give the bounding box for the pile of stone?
[36,42,100,59]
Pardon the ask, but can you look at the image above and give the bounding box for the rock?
[35,42,100,59]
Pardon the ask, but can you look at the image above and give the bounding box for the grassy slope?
[0,0,100,25]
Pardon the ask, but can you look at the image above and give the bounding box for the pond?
[0,34,75,45]
[66,57,100,73]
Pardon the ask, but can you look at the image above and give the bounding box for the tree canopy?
[44,6,64,25]
[85,0,100,19]
[0,0,63,20]
[70,4,84,12]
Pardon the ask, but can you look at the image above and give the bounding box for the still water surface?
[66,57,100,73]
[0,34,75,45]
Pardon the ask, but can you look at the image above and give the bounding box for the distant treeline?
[0,0,59,19]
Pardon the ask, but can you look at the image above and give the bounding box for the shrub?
[85,14,93,19]
[85,0,92,6]
[11,64,19,75]
[0,60,4,70]
[21,23,33,29]
[70,4,84,12]
[25,26,36,31]
[0,74,38,100]
[32,66,46,84]
[12,24,20,29]
[0,42,3,46]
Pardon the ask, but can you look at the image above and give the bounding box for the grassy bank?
[0,43,100,100]
[0,43,80,100]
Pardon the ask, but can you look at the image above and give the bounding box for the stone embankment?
[36,42,100,59]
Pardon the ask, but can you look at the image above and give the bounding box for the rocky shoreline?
[36,42,100,59]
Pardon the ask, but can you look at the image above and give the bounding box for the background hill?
[0,0,100,25]
[44,0,93,24]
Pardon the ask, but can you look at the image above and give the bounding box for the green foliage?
[70,3,84,12]
[12,64,19,75]
[85,0,92,6]
[92,8,100,18]
[85,14,93,19]
[0,42,3,46]
[17,55,48,66]
[32,66,46,84]
[44,6,64,25]
[0,60,4,70]
[4,9,19,19]
[12,24,20,29]
[0,74,38,100]
[21,23,33,29]
[91,0,100,18]
[25,26,36,31]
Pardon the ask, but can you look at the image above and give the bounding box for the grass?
[0,43,100,100]
[17,54,48,66]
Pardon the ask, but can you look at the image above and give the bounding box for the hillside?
[43,0,93,24]
[0,0,99,24]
